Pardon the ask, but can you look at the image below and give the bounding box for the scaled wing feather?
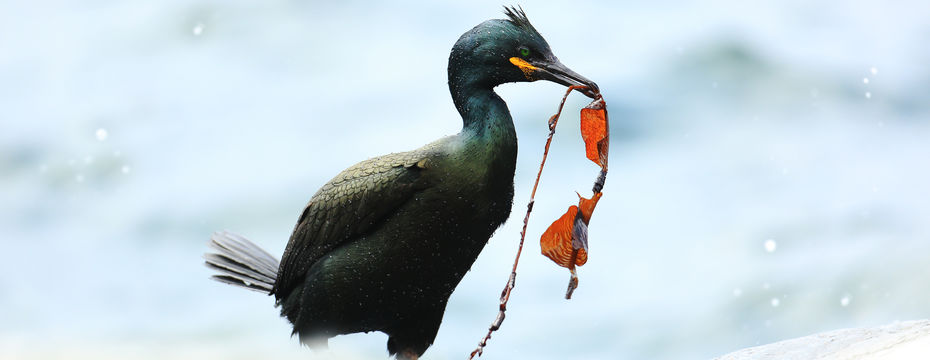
[272,150,434,300]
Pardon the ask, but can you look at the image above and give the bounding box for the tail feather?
[204,253,277,285]
[205,231,280,293]
[211,231,278,276]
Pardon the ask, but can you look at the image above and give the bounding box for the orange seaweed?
[540,205,588,267]
[471,85,609,358]
[539,192,602,268]
[580,98,609,169]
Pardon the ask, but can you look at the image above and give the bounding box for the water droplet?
[193,23,205,36]
[121,165,131,174]
[764,239,777,253]
[870,67,878,75]
[770,298,780,307]
[840,296,850,307]
[95,128,108,141]
[733,288,743,297]
[865,92,872,99]
[862,77,869,84]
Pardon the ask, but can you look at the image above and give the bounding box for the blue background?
[2,1,929,359]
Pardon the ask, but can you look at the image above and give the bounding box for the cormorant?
[205,7,598,359]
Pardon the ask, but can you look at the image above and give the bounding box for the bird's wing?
[272,149,435,300]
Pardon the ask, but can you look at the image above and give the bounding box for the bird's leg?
[395,349,419,360]
[304,336,329,350]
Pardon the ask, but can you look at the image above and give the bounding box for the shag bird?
[204,7,598,359]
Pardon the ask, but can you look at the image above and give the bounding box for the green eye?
[519,47,530,57]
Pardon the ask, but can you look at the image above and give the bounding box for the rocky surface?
[717,320,930,360]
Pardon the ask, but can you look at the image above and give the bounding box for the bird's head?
[449,6,599,98]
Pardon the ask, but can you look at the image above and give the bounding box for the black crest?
[503,5,539,34]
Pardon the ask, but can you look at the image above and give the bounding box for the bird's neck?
[449,70,515,138]
[448,70,517,185]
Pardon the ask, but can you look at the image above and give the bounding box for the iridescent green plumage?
[205,7,597,359]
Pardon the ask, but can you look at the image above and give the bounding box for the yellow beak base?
[509,57,539,80]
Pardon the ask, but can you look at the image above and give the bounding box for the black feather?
[504,5,535,31]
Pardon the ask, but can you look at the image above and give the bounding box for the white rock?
[716,320,930,360]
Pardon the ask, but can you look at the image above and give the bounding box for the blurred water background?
[2,1,929,359]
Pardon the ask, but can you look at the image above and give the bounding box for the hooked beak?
[510,57,599,98]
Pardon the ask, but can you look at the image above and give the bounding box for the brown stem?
[469,85,590,359]
[565,250,580,299]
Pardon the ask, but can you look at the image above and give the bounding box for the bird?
[204,6,598,360]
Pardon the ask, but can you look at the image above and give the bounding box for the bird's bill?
[510,57,599,98]
[537,59,600,98]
